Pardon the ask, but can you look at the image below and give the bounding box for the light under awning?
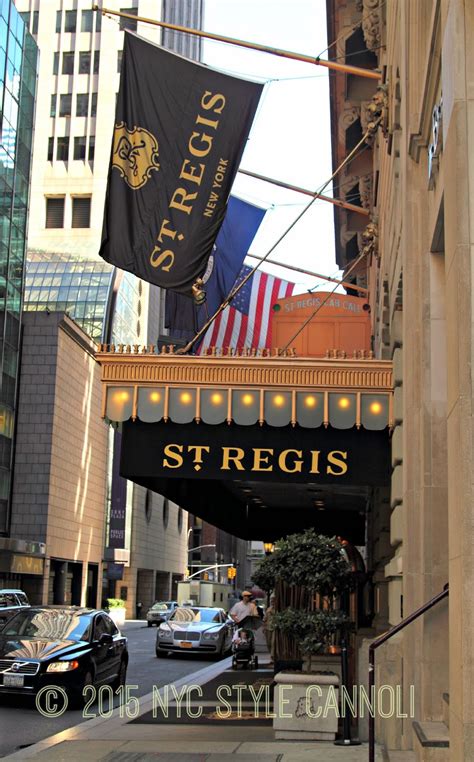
[105,386,390,430]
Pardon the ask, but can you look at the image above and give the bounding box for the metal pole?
[334,637,361,746]
[238,168,370,217]
[95,6,381,80]
[245,253,369,294]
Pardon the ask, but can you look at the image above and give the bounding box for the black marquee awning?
[97,346,393,543]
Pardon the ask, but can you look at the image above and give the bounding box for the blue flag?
[197,196,265,328]
[165,196,265,336]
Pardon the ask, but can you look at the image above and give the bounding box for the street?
[0,622,215,758]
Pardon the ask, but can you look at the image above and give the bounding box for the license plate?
[179,641,193,649]
[4,674,24,687]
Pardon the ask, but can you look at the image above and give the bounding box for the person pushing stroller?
[229,591,258,627]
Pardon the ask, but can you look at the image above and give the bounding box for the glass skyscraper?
[24,253,143,345]
[0,0,37,531]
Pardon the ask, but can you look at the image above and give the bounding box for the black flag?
[99,33,264,293]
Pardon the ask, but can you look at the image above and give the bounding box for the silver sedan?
[155,606,235,658]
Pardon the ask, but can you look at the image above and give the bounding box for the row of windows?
[55,9,101,34]
[48,136,95,162]
[19,11,38,35]
[45,196,91,229]
[53,50,100,76]
[51,93,97,118]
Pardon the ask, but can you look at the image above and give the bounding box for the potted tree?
[106,598,127,626]
[252,529,353,740]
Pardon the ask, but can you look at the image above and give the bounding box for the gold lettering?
[163,444,184,469]
[179,159,205,186]
[157,218,177,243]
[310,450,321,473]
[188,445,211,472]
[221,447,245,471]
[188,131,214,158]
[200,91,226,114]
[195,114,220,130]
[150,246,174,271]
[278,449,303,473]
[169,187,198,214]
[326,450,348,476]
[252,448,273,472]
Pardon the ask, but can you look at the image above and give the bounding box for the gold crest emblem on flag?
[112,122,160,190]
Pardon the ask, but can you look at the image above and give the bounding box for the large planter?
[273,671,339,740]
[108,607,126,626]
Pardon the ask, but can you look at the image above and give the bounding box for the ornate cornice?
[96,349,393,393]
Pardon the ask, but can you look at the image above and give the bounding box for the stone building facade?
[327,0,472,758]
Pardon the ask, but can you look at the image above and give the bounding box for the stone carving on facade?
[338,105,361,146]
[359,175,373,210]
[361,0,381,50]
[361,85,389,143]
[358,220,379,260]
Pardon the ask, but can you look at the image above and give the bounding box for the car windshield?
[1,609,92,641]
[169,608,221,623]
[0,594,18,608]
[151,603,168,611]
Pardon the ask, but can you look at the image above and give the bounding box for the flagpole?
[245,254,368,294]
[238,168,370,216]
[94,6,381,80]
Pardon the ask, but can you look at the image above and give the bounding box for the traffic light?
[227,566,237,580]
[202,572,209,580]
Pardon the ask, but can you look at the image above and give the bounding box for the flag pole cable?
[238,168,370,216]
[93,6,380,80]
[177,123,379,355]
[279,247,370,353]
[244,254,368,295]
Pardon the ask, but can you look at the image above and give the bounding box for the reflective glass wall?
[0,0,37,531]
[24,253,143,346]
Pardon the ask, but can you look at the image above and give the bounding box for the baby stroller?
[231,627,258,670]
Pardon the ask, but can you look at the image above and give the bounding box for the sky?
[202,0,342,295]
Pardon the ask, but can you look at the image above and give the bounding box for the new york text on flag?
[197,266,295,353]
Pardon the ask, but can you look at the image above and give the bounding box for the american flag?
[197,265,295,353]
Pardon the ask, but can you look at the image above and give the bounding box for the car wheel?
[147,621,152,627]
[156,648,168,658]
[112,658,127,691]
[69,669,94,709]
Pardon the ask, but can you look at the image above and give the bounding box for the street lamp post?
[187,544,216,579]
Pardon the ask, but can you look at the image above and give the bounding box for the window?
[32,11,38,35]
[88,136,95,162]
[81,10,93,33]
[117,50,123,72]
[74,136,86,160]
[65,11,77,33]
[91,92,97,117]
[59,94,72,117]
[96,11,102,32]
[119,7,138,32]
[72,197,91,228]
[20,11,29,28]
[56,136,69,161]
[62,52,74,75]
[56,10,61,33]
[76,93,88,117]
[47,137,54,162]
[45,197,64,228]
[53,52,59,75]
[50,94,56,117]
[93,50,100,73]
[79,51,91,74]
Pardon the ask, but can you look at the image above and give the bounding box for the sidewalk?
[5,652,383,761]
